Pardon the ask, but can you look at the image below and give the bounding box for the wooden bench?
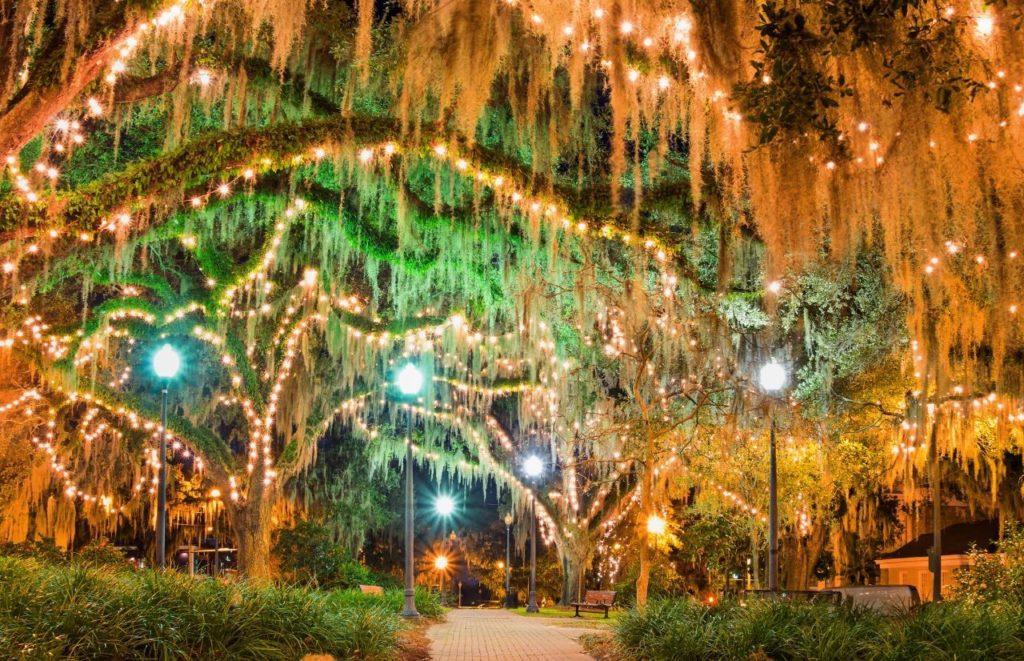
[571,590,616,618]
[359,584,384,597]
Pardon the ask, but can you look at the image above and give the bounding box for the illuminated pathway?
[427,609,595,660]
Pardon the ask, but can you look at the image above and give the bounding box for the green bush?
[612,597,1024,660]
[0,555,401,659]
[273,520,396,590]
[952,522,1024,605]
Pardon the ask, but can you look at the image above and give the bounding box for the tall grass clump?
[612,597,1024,660]
[327,585,444,618]
[0,555,401,659]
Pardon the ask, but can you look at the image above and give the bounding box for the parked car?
[830,585,920,615]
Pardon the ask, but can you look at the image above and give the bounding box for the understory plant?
[612,597,1024,660]
[0,555,402,660]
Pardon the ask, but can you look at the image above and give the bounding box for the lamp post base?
[402,588,420,618]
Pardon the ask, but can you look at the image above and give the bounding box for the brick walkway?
[426,609,595,660]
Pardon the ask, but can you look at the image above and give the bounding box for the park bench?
[359,584,384,596]
[571,589,616,618]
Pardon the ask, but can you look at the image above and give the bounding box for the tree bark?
[231,477,278,579]
[0,2,136,157]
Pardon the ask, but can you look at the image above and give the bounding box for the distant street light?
[759,359,788,591]
[522,456,544,613]
[436,495,455,517]
[435,554,449,606]
[646,514,667,536]
[152,344,180,570]
[395,362,423,618]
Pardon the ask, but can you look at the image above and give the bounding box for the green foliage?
[273,520,387,590]
[780,244,906,411]
[326,586,444,619]
[952,522,1024,605]
[73,538,133,568]
[0,555,401,660]
[0,538,66,564]
[613,597,1024,660]
[735,2,851,147]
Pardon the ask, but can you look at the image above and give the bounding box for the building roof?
[880,520,1000,559]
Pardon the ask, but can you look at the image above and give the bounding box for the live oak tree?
[4,0,1024,590]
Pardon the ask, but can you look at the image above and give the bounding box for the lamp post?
[152,344,180,570]
[396,362,424,618]
[759,360,787,592]
[208,488,221,578]
[503,513,514,608]
[523,454,543,613]
[434,555,449,606]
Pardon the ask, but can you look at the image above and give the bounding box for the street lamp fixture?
[436,495,455,517]
[434,555,449,571]
[523,455,543,478]
[647,514,667,536]
[758,361,787,392]
[396,363,424,396]
[152,344,181,571]
[153,344,181,379]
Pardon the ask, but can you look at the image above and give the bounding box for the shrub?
[273,520,395,590]
[612,597,1024,660]
[0,555,402,660]
[951,522,1024,605]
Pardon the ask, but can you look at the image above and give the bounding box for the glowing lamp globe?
[504,514,513,526]
[434,555,449,570]
[758,361,787,392]
[647,514,667,536]
[396,363,424,396]
[523,455,543,478]
[436,495,455,516]
[153,344,181,379]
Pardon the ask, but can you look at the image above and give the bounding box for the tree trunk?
[560,554,581,605]
[636,420,655,607]
[636,529,650,605]
[232,479,277,579]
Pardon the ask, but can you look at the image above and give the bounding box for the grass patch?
[0,555,403,660]
[512,606,621,621]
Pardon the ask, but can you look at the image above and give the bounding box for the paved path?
[426,609,595,660]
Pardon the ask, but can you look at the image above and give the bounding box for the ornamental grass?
[612,597,1024,661]
[0,555,402,660]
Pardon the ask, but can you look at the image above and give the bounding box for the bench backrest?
[359,584,384,596]
[584,590,616,605]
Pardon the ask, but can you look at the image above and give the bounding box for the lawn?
[512,606,622,621]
